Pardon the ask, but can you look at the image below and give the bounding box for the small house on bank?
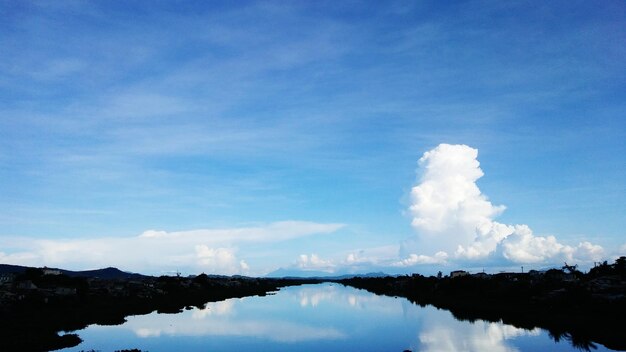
[450,270,469,278]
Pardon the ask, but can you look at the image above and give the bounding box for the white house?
[43,268,62,276]
[450,270,469,278]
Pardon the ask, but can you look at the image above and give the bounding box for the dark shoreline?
[1,258,624,351]
[339,265,626,351]
[0,272,319,351]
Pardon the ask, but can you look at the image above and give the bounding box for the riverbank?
[1,258,624,351]
[340,258,626,351]
[0,270,319,351]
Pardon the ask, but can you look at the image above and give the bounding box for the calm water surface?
[60,283,614,352]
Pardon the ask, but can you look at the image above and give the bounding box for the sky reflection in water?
[62,283,613,352]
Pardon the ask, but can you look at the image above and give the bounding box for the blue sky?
[0,1,624,276]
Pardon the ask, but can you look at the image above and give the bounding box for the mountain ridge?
[265,267,390,279]
[0,264,146,279]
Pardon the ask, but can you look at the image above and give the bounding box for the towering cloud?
[407,144,604,265]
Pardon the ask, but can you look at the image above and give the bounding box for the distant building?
[450,270,469,278]
[493,272,520,281]
[545,269,569,281]
[472,272,489,279]
[43,267,61,276]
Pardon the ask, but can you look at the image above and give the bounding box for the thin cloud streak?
[0,221,344,275]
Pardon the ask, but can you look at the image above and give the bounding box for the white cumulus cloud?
[194,246,246,275]
[409,144,506,255]
[408,144,604,266]
[393,251,448,267]
[296,254,335,272]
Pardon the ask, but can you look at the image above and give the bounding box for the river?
[59,283,615,352]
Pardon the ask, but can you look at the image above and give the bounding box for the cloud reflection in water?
[72,284,570,352]
[127,295,345,342]
[416,311,541,352]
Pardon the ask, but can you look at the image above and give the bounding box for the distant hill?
[266,267,390,280]
[0,264,30,275]
[0,264,147,279]
[61,267,147,279]
[265,267,334,278]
